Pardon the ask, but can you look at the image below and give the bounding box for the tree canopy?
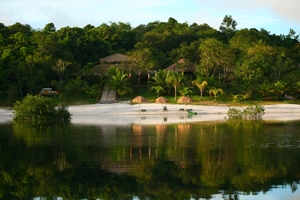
[0,16,299,104]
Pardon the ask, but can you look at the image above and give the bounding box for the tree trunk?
[200,89,203,100]
[175,86,177,100]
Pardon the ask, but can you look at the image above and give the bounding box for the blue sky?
[1,0,299,36]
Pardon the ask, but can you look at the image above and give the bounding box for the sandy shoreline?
[1,103,300,125]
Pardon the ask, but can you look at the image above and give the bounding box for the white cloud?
[259,0,300,23]
[196,0,300,24]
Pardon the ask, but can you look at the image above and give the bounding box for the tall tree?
[193,76,208,100]
[197,38,234,83]
[128,48,155,72]
[151,69,169,94]
[52,58,71,82]
[166,71,185,100]
[219,15,237,40]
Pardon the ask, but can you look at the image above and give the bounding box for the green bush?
[226,105,265,120]
[13,94,71,124]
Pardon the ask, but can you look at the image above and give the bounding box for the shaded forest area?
[0,16,299,105]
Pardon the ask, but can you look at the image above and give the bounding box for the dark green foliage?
[13,94,71,124]
[0,18,299,104]
[226,105,265,120]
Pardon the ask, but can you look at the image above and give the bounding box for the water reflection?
[0,120,300,199]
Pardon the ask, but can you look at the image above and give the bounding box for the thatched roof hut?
[165,59,196,73]
[177,96,193,111]
[90,63,131,76]
[177,96,193,104]
[132,96,148,103]
[88,53,133,76]
[132,96,148,111]
[155,97,169,103]
[99,53,130,63]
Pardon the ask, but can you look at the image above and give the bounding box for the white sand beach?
[1,103,300,125]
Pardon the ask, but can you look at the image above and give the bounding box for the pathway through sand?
[100,86,117,103]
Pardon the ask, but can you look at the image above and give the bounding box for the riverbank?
[1,103,300,125]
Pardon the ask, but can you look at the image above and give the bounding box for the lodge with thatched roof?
[165,59,196,74]
[90,53,133,76]
[99,53,130,63]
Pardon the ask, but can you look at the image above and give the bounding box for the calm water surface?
[1,120,300,199]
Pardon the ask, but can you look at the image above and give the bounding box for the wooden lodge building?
[89,54,196,79]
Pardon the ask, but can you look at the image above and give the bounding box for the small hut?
[91,53,132,76]
[177,96,193,111]
[165,59,196,74]
[99,53,130,63]
[132,96,148,111]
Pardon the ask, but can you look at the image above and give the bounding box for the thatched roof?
[165,59,196,73]
[177,96,194,103]
[155,97,169,103]
[132,96,148,103]
[82,53,133,76]
[99,53,130,63]
[90,63,132,76]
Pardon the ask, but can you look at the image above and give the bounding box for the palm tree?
[203,76,222,97]
[84,84,102,102]
[257,82,271,98]
[231,94,241,102]
[107,69,133,99]
[66,76,88,98]
[270,81,287,100]
[166,71,185,100]
[209,87,224,101]
[151,85,164,97]
[192,77,208,100]
[52,58,71,82]
[151,69,169,94]
[180,87,193,97]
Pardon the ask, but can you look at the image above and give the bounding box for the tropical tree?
[272,51,293,82]
[66,76,88,98]
[234,41,276,87]
[197,38,234,82]
[231,94,242,102]
[209,87,224,101]
[257,82,271,98]
[151,69,169,93]
[52,58,71,82]
[128,48,155,72]
[219,15,237,39]
[151,85,164,97]
[107,69,132,99]
[180,87,193,97]
[84,84,102,102]
[241,93,252,101]
[270,81,287,100]
[192,76,208,100]
[166,71,185,100]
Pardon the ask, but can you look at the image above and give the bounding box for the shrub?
[226,105,265,120]
[13,94,71,124]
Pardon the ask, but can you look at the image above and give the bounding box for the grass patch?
[118,85,300,107]
[8,85,299,108]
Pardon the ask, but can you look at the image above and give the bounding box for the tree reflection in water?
[0,120,299,199]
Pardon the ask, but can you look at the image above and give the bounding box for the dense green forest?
[0,16,299,105]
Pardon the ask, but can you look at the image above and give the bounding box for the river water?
[1,119,300,199]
